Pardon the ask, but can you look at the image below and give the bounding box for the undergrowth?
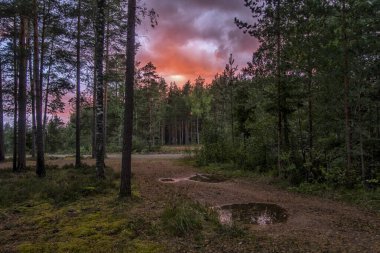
[184,159,380,212]
[161,198,215,236]
[0,164,166,253]
[0,164,116,208]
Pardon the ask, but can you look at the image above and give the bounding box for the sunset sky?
[137,0,258,84]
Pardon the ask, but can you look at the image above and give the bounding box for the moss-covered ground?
[1,156,379,253]
[0,165,168,253]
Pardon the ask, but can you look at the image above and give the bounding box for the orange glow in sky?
[137,0,258,84]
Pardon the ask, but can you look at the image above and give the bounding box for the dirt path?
[128,156,380,253]
[1,154,379,252]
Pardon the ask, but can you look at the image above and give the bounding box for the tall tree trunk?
[28,35,36,159]
[92,49,96,159]
[276,0,282,175]
[358,99,366,186]
[34,0,46,177]
[307,63,313,161]
[342,0,352,172]
[95,0,106,178]
[43,38,55,133]
[16,16,28,172]
[185,120,189,145]
[75,0,82,167]
[196,116,199,145]
[120,0,136,197]
[103,8,110,159]
[12,17,18,172]
[40,0,50,136]
[0,60,5,162]
[376,104,380,138]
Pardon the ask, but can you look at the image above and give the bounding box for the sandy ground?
[1,154,379,252]
[117,155,379,252]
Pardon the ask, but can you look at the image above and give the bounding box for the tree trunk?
[0,60,5,162]
[376,104,379,138]
[12,17,18,172]
[95,0,106,178]
[358,100,366,186]
[342,0,352,172]
[307,64,313,161]
[120,0,136,197]
[43,38,55,133]
[34,0,46,177]
[276,0,282,175]
[92,49,96,159]
[196,116,199,145]
[16,16,28,172]
[28,35,36,159]
[75,0,82,167]
[40,0,50,136]
[103,8,110,159]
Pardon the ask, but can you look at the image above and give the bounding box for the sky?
[6,0,259,123]
[137,0,258,84]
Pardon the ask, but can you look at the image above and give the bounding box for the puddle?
[159,178,175,182]
[216,203,288,226]
[159,174,226,184]
[158,177,186,183]
[188,173,226,183]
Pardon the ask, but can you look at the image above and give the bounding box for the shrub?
[161,199,215,236]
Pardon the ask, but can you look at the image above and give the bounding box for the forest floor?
[0,154,379,253]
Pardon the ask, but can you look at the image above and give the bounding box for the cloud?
[137,0,258,84]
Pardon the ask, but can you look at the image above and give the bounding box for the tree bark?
[120,0,136,197]
[43,38,55,133]
[33,0,46,177]
[40,0,50,136]
[307,61,313,161]
[12,17,18,172]
[0,60,5,162]
[276,0,282,175]
[342,0,352,172]
[75,0,82,167]
[28,34,36,159]
[16,16,28,172]
[92,48,96,159]
[104,10,110,159]
[196,116,199,145]
[95,0,106,178]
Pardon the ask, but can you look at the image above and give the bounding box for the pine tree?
[16,15,28,172]
[0,59,4,162]
[94,0,106,178]
[120,0,136,197]
[33,0,46,177]
[75,0,82,168]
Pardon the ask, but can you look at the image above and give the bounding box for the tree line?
[0,0,378,191]
[199,0,379,188]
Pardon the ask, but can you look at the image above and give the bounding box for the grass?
[0,164,167,253]
[0,162,256,253]
[160,198,217,236]
[287,182,380,212]
[0,164,116,208]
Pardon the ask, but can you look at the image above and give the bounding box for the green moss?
[130,240,166,253]
[18,242,57,253]
[4,164,164,253]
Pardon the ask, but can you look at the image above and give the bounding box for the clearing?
[0,154,379,252]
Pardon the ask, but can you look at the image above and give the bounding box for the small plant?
[161,199,213,236]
